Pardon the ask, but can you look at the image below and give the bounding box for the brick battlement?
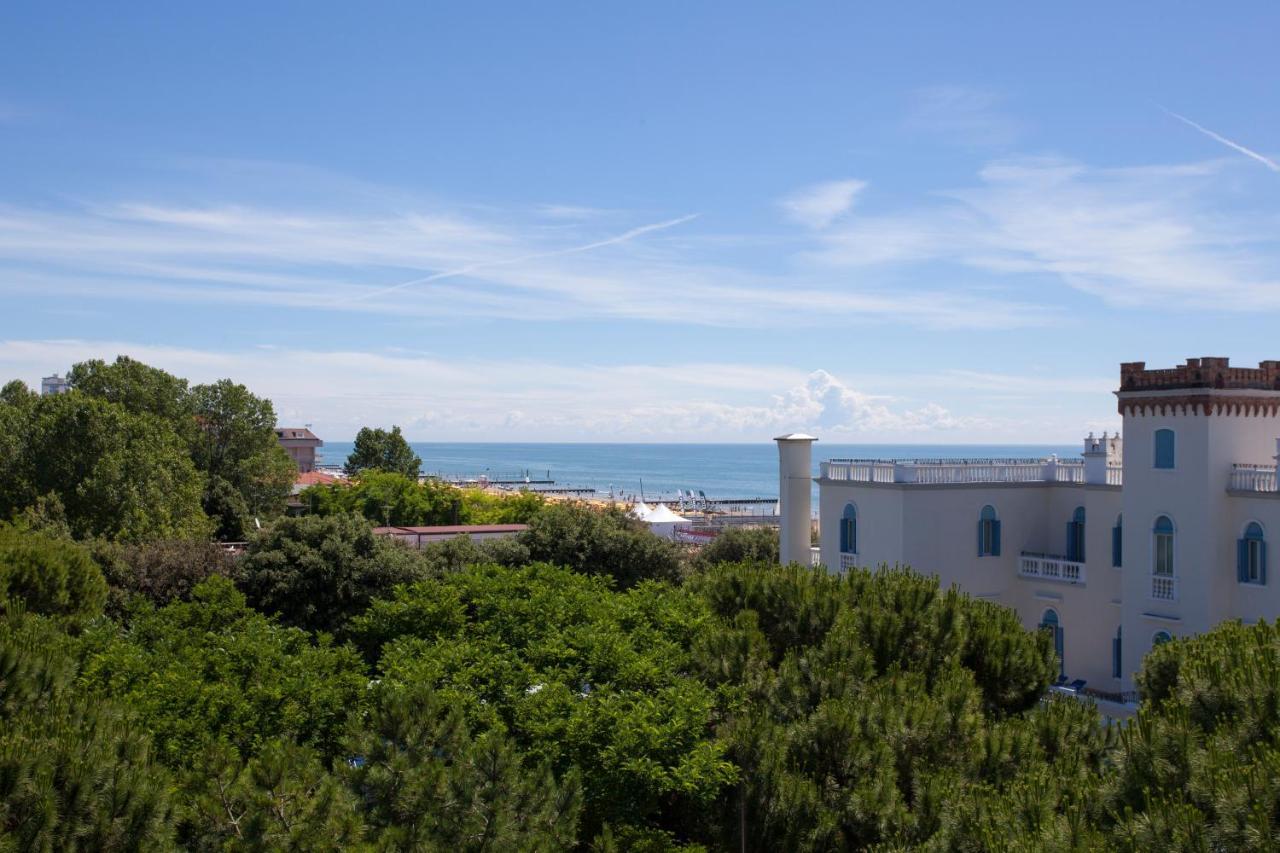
[1120,358,1280,393]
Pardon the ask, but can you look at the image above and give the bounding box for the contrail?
[333,213,699,305]
[1161,106,1280,173]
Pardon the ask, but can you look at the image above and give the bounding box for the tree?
[345,426,422,478]
[0,613,175,849]
[95,537,238,613]
[190,379,297,539]
[179,739,366,852]
[0,524,108,623]
[68,355,193,428]
[237,514,427,635]
[691,526,778,570]
[78,577,368,768]
[7,391,209,542]
[301,471,463,527]
[344,683,580,851]
[520,502,682,588]
[352,563,735,843]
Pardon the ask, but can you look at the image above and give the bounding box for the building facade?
[275,427,323,473]
[40,374,70,395]
[807,358,1280,695]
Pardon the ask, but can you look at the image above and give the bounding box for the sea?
[317,442,1079,502]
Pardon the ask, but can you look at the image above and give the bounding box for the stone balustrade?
[821,458,1089,485]
[1229,464,1278,493]
[1018,552,1085,584]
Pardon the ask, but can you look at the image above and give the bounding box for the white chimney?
[775,433,817,566]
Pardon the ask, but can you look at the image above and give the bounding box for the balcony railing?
[1106,465,1123,486]
[1229,464,1278,493]
[838,552,858,571]
[1019,552,1085,584]
[822,458,1085,485]
[1151,575,1178,601]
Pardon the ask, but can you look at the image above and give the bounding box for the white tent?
[629,501,654,520]
[644,503,690,540]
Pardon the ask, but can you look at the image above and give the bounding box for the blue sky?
[2,2,1278,441]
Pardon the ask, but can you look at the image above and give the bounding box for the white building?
[40,374,70,395]
[784,357,1280,697]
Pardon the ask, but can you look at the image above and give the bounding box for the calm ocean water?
[318,442,1079,502]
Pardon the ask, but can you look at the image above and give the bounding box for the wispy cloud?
[810,154,1280,310]
[906,85,1022,147]
[336,214,700,304]
[1161,107,1280,173]
[780,180,867,229]
[0,339,992,441]
[0,191,1050,330]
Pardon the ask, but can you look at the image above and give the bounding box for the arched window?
[1154,429,1175,469]
[1238,522,1267,585]
[977,505,1001,557]
[1152,630,1173,647]
[1040,609,1064,676]
[1153,516,1175,576]
[1112,514,1123,568]
[839,503,857,554]
[1112,625,1122,678]
[1066,506,1085,562]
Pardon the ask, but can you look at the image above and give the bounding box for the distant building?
[40,375,70,396]
[276,427,323,472]
[372,524,528,548]
[779,357,1280,701]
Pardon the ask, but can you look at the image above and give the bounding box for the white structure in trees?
[785,358,1280,696]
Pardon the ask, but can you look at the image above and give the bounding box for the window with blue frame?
[1040,609,1064,677]
[1154,429,1175,469]
[1066,506,1085,562]
[1238,522,1267,585]
[839,503,857,554]
[1112,625,1122,679]
[1154,516,1175,576]
[1152,630,1173,647]
[978,505,1001,556]
[1112,514,1123,567]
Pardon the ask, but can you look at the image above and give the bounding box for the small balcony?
[838,552,858,571]
[1229,464,1277,494]
[1018,552,1085,584]
[1151,574,1178,601]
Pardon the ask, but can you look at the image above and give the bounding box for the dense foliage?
[237,513,428,635]
[345,425,422,478]
[299,471,545,528]
[0,358,296,541]
[7,360,1280,849]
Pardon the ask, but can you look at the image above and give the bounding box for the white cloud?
[811,155,1280,311]
[780,179,867,229]
[0,339,992,441]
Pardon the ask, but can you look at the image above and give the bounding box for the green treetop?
[345,425,422,478]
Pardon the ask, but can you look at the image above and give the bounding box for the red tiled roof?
[296,471,339,486]
[372,524,528,535]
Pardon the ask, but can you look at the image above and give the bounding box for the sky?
[2,2,1279,442]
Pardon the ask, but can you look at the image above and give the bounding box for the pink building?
[276,427,323,472]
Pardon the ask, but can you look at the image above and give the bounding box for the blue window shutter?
[1112,636,1120,678]
[992,520,1001,556]
[1262,541,1268,585]
[978,520,984,556]
[1112,525,1122,567]
[1238,539,1248,582]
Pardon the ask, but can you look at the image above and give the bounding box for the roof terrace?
[820,457,1111,485]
